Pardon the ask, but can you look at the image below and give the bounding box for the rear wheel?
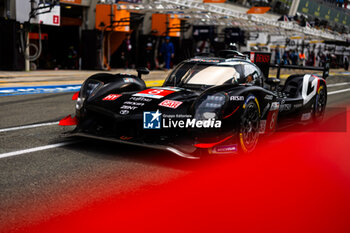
[313,83,327,122]
[239,99,260,153]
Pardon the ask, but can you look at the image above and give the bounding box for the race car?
[62,50,328,159]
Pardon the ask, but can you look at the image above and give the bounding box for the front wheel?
[239,98,260,153]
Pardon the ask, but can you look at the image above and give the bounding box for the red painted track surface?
[7,108,350,233]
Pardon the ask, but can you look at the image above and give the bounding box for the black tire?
[313,83,327,122]
[239,98,260,153]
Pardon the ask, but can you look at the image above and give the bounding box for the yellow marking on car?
[145,80,164,87]
[318,85,324,94]
[239,133,248,153]
[254,97,261,115]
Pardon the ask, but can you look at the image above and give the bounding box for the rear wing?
[271,62,330,80]
[244,51,330,80]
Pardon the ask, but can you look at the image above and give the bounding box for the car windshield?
[164,63,241,87]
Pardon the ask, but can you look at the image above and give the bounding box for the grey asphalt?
[0,73,350,231]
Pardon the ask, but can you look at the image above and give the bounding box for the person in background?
[308,46,316,67]
[121,34,133,69]
[275,46,281,65]
[299,51,306,66]
[282,50,290,65]
[337,0,344,7]
[290,50,298,65]
[344,56,349,71]
[160,36,174,70]
[145,37,155,70]
[316,50,321,67]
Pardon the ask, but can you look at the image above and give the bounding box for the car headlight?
[76,79,103,110]
[75,97,85,110]
[195,93,227,120]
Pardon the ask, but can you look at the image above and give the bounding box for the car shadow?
[60,137,208,171]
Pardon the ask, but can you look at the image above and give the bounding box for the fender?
[82,73,146,102]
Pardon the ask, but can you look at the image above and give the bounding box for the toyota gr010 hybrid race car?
[63,51,329,159]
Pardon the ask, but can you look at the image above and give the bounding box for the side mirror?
[266,78,280,91]
[136,67,150,79]
[266,78,281,85]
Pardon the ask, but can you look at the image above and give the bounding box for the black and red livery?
[65,51,329,159]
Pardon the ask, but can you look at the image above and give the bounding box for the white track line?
[328,88,350,96]
[0,121,59,133]
[328,82,350,87]
[0,141,75,159]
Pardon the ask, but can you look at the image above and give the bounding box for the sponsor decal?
[266,103,279,132]
[133,88,175,99]
[123,78,134,83]
[294,103,303,108]
[143,110,221,129]
[279,104,292,112]
[267,111,278,131]
[301,112,311,121]
[264,94,273,100]
[119,110,130,115]
[124,101,145,106]
[255,54,271,63]
[121,105,138,110]
[159,100,183,109]
[143,110,162,129]
[130,97,152,102]
[270,102,280,111]
[212,144,238,154]
[230,96,244,101]
[259,120,266,134]
[249,52,255,63]
[203,112,216,119]
[103,94,121,101]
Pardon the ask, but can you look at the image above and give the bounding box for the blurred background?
[0,0,349,71]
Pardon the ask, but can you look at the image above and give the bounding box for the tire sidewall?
[239,97,260,153]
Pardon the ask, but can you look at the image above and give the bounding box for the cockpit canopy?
[163,60,263,88]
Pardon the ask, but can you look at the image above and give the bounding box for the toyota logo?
[120,110,129,115]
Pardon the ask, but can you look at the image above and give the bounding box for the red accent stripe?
[72,91,79,100]
[312,75,320,91]
[194,135,233,149]
[59,115,77,126]
[223,106,240,119]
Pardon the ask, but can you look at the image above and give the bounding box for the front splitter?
[65,132,200,160]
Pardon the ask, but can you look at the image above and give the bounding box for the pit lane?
[0,73,350,231]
